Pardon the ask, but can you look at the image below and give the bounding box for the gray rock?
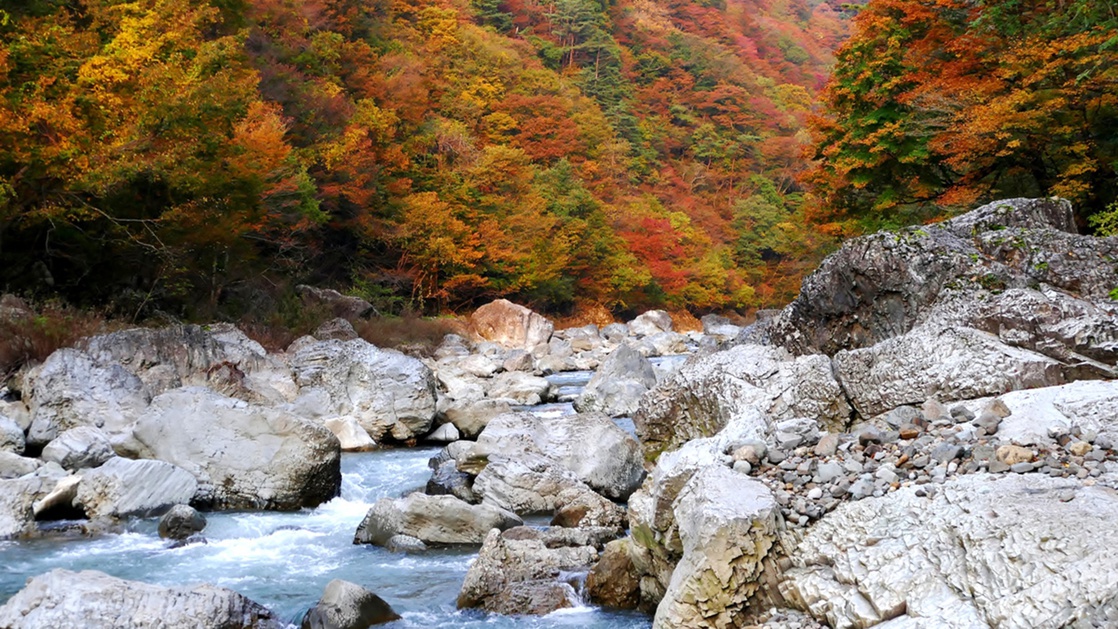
[131,387,341,510]
[575,343,658,417]
[0,451,42,480]
[385,534,427,553]
[158,504,207,540]
[0,414,24,454]
[312,318,360,342]
[301,579,400,629]
[287,336,437,442]
[486,372,551,406]
[76,457,198,519]
[470,300,554,350]
[931,442,964,463]
[1,471,63,539]
[473,411,645,501]
[41,427,115,471]
[442,398,514,439]
[0,568,280,628]
[635,344,851,460]
[770,197,1114,355]
[426,459,476,503]
[354,493,522,546]
[835,323,1064,418]
[22,348,152,447]
[815,462,844,484]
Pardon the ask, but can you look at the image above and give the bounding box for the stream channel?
[0,363,689,628]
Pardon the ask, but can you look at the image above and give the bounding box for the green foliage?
[1089,202,1118,237]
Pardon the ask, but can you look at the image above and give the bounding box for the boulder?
[442,398,514,438]
[301,579,400,629]
[457,527,600,615]
[470,300,554,350]
[575,343,658,417]
[80,324,297,404]
[22,348,151,447]
[76,457,198,519]
[550,486,626,529]
[834,323,1065,418]
[354,492,522,547]
[770,198,1118,356]
[485,372,551,406]
[0,413,24,454]
[969,380,1118,447]
[587,538,643,610]
[1,474,56,539]
[288,337,437,442]
[322,416,376,452]
[652,466,780,629]
[779,473,1118,628]
[472,456,587,514]
[634,344,851,460]
[41,426,115,471]
[296,284,377,320]
[426,459,476,503]
[629,310,673,337]
[473,411,645,500]
[158,504,207,540]
[426,422,460,443]
[131,387,341,510]
[0,569,281,628]
[0,451,42,480]
[313,318,360,342]
[701,314,743,340]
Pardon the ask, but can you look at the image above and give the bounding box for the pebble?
[1010,462,1036,474]
[950,404,976,422]
[813,434,840,457]
[815,462,844,484]
[899,424,921,440]
[732,460,752,475]
[1068,441,1092,456]
[922,399,950,422]
[1059,490,1076,502]
[931,443,963,463]
[855,425,884,445]
[767,448,788,464]
[996,444,1034,465]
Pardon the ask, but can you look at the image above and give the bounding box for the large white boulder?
[779,473,1118,628]
[287,337,437,442]
[0,569,281,628]
[130,387,341,510]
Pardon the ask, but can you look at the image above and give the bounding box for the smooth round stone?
[807,487,824,500]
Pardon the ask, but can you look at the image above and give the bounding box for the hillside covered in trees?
[809,0,1118,234]
[0,0,850,320]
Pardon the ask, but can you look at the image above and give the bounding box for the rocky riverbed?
[1,197,1117,628]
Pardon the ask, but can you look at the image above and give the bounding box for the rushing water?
[0,440,651,628]
[0,360,680,627]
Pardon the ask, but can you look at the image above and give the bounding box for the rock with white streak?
[76,457,198,519]
[0,569,281,628]
[131,387,341,510]
[470,300,554,350]
[779,473,1118,628]
[41,426,115,471]
[575,343,658,417]
[653,466,780,629]
[287,336,437,442]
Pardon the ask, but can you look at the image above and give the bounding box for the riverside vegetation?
[0,196,1116,628]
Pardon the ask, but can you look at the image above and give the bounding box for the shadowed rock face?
[768,198,1118,356]
[0,569,281,629]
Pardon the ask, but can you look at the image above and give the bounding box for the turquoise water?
[0,448,651,628]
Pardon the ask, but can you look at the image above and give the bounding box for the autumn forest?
[0,0,1115,322]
